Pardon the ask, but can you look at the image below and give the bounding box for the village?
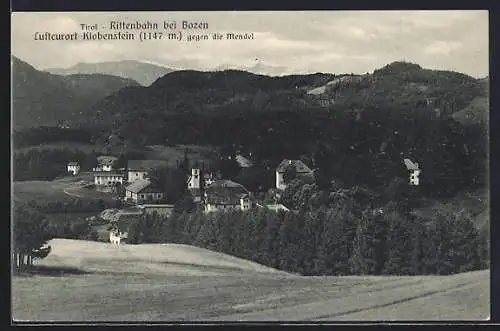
[66,155,316,244]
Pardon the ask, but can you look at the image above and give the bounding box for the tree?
[279,178,305,209]
[149,166,187,203]
[174,195,196,213]
[349,209,389,275]
[317,204,357,275]
[382,211,414,275]
[13,203,52,271]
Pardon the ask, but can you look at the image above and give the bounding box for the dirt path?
[63,188,83,198]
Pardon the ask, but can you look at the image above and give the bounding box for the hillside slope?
[45,60,175,86]
[12,57,139,128]
[306,62,488,118]
[12,239,489,321]
[36,239,290,276]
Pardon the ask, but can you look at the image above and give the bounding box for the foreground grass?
[12,239,490,322]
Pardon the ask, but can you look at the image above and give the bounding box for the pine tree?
[13,203,52,271]
[349,209,388,275]
[382,211,413,275]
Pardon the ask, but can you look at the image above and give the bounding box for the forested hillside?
[12,57,140,128]
[13,60,489,201]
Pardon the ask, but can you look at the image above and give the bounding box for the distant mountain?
[45,60,175,86]
[215,63,290,76]
[91,61,488,126]
[12,56,139,129]
[89,69,335,124]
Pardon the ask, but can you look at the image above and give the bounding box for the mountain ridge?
[12,56,140,128]
[45,60,175,86]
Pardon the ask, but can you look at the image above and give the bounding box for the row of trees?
[125,201,488,277]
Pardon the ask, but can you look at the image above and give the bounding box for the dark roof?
[205,180,250,205]
[276,159,313,173]
[127,160,168,171]
[125,179,163,194]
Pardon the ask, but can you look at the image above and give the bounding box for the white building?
[275,159,314,191]
[187,168,202,202]
[67,161,80,175]
[410,169,421,186]
[204,180,252,213]
[187,168,201,190]
[94,172,124,186]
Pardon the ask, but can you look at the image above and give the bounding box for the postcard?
[11,10,490,322]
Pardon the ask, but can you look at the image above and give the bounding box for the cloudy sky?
[11,11,488,77]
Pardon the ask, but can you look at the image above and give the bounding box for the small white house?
[67,161,80,175]
[410,169,421,186]
[275,159,314,190]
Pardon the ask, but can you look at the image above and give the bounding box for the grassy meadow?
[12,239,490,322]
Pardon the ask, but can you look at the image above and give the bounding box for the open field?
[12,180,76,203]
[12,239,490,322]
[13,175,117,205]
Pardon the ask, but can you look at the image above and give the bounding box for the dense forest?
[123,191,489,276]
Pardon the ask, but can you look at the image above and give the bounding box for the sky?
[11,11,489,77]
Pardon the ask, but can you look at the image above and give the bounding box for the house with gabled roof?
[125,179,164,204]
[127,159,168,183]
[204,179,252,213]
[67,161,80,175]
[275,159,314,190]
